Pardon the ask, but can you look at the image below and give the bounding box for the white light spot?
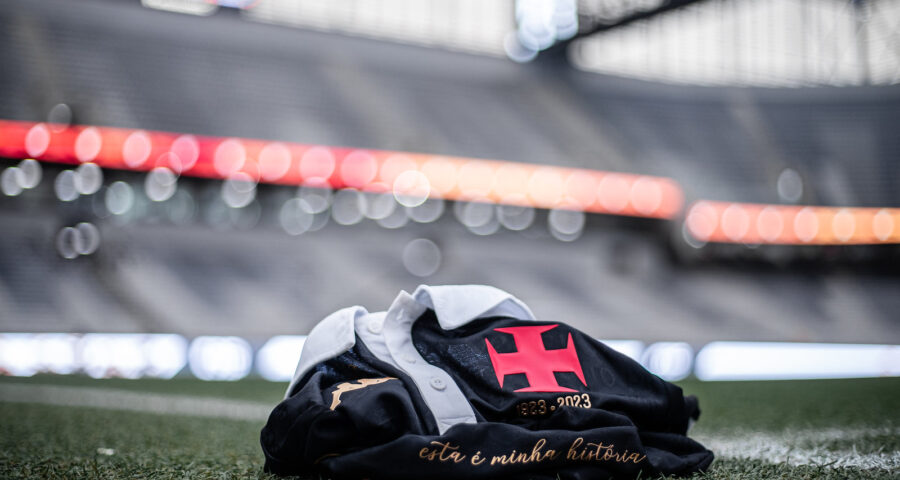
[406,198,444,223]
[54,170,79,202]
[777,168,803,203]
[402,238,442,277]
[331,189,365,225]
[598,340,645,362]
[1,167,24,196]
[56,227,81,260]
[504,31,538,63]
[0,334,40,376]
[105,181,135,215]
[74,162,103,195]
[221,172,257,209]
[362,192,396,220]
[548,208,585,241]
[641,342,693,381]
[166,189,196,225]
[35,333,78,374]
[17,159,42,189]
[279,197,315,235]
[376,205,409,229]
[497,199,535,231]
[75,222,100,255]
[188,336,253,381]
[393,170,431,208]
[143,334,188,379]
[80,334,147,379]
[457,200,494,228]
[145,167,178,202]
[297,180,332,214]
[47,103,72,130]
[695,342,900,381]
[256,336,306,382]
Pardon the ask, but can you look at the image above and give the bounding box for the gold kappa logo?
[329,377,397,410]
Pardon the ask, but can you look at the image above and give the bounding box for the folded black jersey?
[261,285,713,480]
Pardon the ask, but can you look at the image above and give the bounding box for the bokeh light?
[256,335,306,382]
[402,238,442,277]
[105,181,135,216]
[640,342,694,381]
[24,123,50,157]
[213,139,247,177]
[279,197,315,235]
[331,188,365,225]
[74,127,103,163]
[1,167,24,197]
[188,336,253,381]
[548,208,585,242]
[221,172,257,209]
[74,162,103,195]
[54,170,79,202]
[406,198,444,223]
[123,130,153,168]
[145,167,178,202]
[17,159,42,189]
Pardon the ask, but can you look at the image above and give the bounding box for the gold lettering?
[420,435,643,468]
[567,437,584,460]
[433,441,466,463]
[329,377,396,410]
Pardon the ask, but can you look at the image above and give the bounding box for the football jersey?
[261,285,714,479]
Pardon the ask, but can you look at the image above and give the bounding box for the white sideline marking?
[695,427,900,470]
[0,383,271,422]
[1,383,896,470]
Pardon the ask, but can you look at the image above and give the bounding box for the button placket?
[429,377,446,391]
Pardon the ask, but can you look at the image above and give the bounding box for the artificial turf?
[0,375,897,479]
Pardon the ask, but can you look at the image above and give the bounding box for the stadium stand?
[1,0,898,348]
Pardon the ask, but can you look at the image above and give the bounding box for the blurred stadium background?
[1,0,899,387]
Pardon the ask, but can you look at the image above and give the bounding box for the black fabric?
[261,313,714,479]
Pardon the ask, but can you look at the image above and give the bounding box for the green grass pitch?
[0,375,897,479]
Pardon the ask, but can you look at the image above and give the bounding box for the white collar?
[285,285,534,399]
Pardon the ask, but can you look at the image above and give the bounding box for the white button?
[403,353,417,364]
[430,377,446,391]
[367,320,382,334]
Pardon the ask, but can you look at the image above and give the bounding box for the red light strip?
[3,119,898,245]
[686,201,900,245]
[0,120,682,219]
